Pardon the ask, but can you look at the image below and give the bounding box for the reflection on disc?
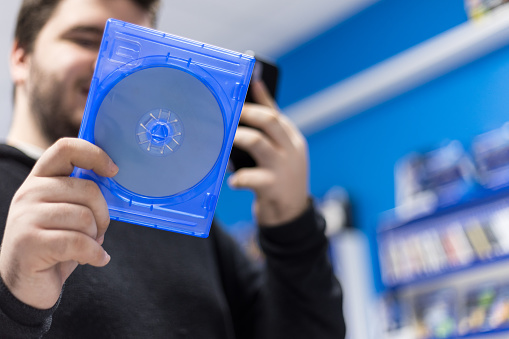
[94,66,224,197]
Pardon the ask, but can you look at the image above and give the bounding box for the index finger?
[250,80,278,110]
[32,138,119,178]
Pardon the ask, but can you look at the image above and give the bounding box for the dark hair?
[14,0,160,53]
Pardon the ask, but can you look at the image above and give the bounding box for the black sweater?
[0,144,346,338]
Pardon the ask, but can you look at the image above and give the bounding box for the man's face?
[22,0,152,144]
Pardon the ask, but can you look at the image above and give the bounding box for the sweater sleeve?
[212,202,346,339]
[0,276,59,338]
[0,148,58,338]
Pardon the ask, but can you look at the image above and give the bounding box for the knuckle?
[83,179,101,197]
[263,112,279,126]
[98,213,110,232]
[11,182,44,208]
[279,114,291,125]
[68,233,85,253]
[53,138,74,155]
[11,229,35,250]
[262,173,276,188]
[12,186,28,204]
[12,177,38,204]
[49,233,71,258]
[44,203,61,222]
[78,207,95,228]
[246,131,263,148]
[295,137,307,152]
[93,144,104,158]
[290,131,307,150]
[61,177,75,190]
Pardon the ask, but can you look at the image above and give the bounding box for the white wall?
[0,1,21,141]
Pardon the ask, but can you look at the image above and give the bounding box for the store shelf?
[459,328,509,338]
[378,185,509,289]
[379,186,509,338]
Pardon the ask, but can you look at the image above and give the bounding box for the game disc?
[73,18,254,236]
[94,66,224,198]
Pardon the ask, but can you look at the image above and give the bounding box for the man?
[0,0,346,337]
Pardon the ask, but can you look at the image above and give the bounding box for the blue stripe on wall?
[276,0,468,108]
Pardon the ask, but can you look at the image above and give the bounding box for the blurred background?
[5,0,509,338]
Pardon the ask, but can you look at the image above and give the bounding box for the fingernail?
[109,160,119,175]
[227,176,238,188]
[104,252,111,265]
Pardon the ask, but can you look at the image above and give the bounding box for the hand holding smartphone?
[229,55,279,171]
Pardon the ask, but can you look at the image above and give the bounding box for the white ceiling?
[0,0,378,139]
[157,0,378,59]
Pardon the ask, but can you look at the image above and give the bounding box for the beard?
[27,60,87,145]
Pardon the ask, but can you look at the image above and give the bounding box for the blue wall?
[216,0,509,291]
[218,0,468,223]
[276,0,468,108]
[305,45,509,290]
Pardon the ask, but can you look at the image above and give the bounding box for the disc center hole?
[150,123,169,144]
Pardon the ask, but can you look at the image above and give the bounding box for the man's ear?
[10,40,31,87]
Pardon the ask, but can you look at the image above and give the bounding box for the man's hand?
[0,138,117,309]
[228,81,310,226]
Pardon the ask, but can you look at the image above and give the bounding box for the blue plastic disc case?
[72,19,255,237]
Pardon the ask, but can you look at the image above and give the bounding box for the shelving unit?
[379,186,509,338]
[379,187,509,289]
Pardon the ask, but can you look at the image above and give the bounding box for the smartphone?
[229,56,279,171]
[244,56,279,103]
